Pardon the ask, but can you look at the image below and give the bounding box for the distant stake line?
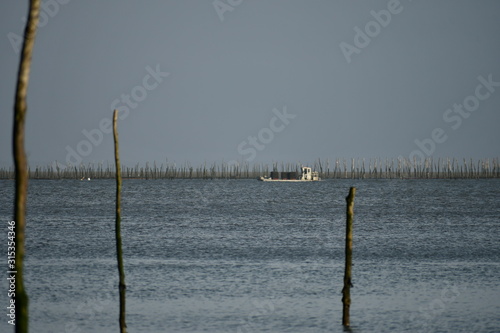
[113,110,127,333]
[1,157,498,180]
[12,1,40,332]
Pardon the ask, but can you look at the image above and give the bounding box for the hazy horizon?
[1,1,499,168]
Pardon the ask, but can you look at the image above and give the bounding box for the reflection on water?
[0,179,499,332]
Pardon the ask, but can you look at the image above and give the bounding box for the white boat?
[258,167,321,182]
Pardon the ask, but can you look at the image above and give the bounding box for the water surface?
[0,179,499,332]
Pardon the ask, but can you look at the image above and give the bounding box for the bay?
[0,179,499,332]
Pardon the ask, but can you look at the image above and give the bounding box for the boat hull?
[258,177,321,182]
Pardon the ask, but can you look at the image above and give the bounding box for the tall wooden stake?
[113,110,127,333]
[12,1,41,332]
[342,187,356,327]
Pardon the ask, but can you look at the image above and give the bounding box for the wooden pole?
[113,110,127,333]
[342,187,356,327]
[12,1,41,332]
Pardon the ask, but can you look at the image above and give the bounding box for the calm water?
[0,178,499,332]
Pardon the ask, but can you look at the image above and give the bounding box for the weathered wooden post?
[12,1,41,332]
[113,110,127,333]
[342,187,356,327]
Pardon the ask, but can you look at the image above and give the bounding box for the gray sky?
[1,0,499,168]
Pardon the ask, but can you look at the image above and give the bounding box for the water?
[0,178,499,332]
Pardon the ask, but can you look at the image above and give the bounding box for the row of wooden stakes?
[1,157,499,180]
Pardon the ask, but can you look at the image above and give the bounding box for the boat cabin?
[300,167,320,181]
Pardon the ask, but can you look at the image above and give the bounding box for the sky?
[1,0,499,169]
